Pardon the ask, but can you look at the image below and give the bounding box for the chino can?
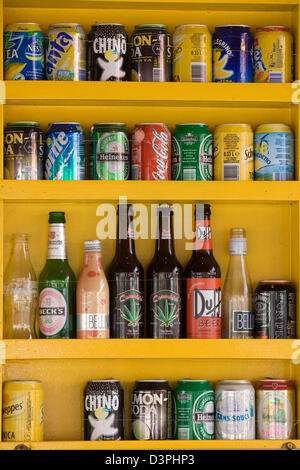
[254,280,296,339]
[46,23,86,81]
[84,380,124,440]
[254,26,293,83]
[213,25,253,82]
[87,24,128,81]
[257,379,296,439]
[4,122,44,180]
[45,122,85,180]
[172,25,212,82]
[132,380,173,440]
[215,380,255,439]
[130,25,172,82]
[254,124,294,181]
[2,380,44,441]
[214,124,254,181]
[4,23,44,80]
[174,380,214,440]
[131,123,171,180]
[172,124,213,180]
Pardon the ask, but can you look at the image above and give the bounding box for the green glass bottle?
[38,211,76,338]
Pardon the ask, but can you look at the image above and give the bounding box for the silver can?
[215,380,255,439]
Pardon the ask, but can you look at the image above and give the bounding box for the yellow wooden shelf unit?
[1,0,300,451]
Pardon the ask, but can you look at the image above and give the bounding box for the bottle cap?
[49,211,65,223]
[229,228,247,255]
[84,240,101,252]
[195,204,211,219]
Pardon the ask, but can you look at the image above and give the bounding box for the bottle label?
[233,310,254,332]
[194,220,212,250]
[47,223,66,259]
[117,289,143,328]
[77,313,109,332]
[187,278,221,338]
[151,289,181,332]
[39,287,67,336]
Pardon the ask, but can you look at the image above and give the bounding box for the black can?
[254,280,296,338]
[87,23,128,81]
[84,379,124,440]
[130,24,172,82]
[4,122,44,180]
[131,380,173,440]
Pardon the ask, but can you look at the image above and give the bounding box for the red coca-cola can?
[131,123,171,180]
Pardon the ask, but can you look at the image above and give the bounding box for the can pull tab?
[281,441,296,450]
[14,444,31,450]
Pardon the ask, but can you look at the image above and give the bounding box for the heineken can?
[174,379,214,440]
[171,123,213,180]
[90,123,130,180]
[132,380,173,440]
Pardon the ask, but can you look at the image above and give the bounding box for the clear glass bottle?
[4,233,38,339]
[222,228,254,339]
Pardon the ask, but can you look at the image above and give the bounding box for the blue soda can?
[213,25,253,82]
[254,124,294,181]
[45,122,86,180]
[4,23,44,80]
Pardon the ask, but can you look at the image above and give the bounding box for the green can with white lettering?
[90,123,130,180]
[171,123,213,180]
[174,379,214,440]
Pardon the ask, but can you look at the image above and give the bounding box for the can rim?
[258,378,292,382]
[256,26,290,31]
[136,380,168,382]
[7,121,40,126]
[135,24,167,29]
[135,123,168,126]
[175,24,209,28]
[178,379,210,382]
[48,122,81,125]
[177,123,208,126]
[259,280,290,284]
[215,123,251,127]
[92,123,126,126]
[88,379,120,383]
[215,24,251,28]
[92,23,124,26]
[217,380,251,384]
[6,22,41,26]
[49,23,83,27]
[255,123,291,128]
[4,380,42,383]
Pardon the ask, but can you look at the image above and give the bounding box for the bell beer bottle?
[185,204,221,338]
[147,204,184,338]
[38,211,76,338]
[107,204,144,338]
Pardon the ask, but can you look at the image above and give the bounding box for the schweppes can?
[2,380,44,441]
[214,124,254,180]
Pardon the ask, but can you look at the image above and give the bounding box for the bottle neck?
[156,212,174,256]
[193,216,213,253]
[47,223,67,260]
[12,237,30,261]
[116,211,135,256]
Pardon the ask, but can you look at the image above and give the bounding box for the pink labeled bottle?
[76,240,109,338]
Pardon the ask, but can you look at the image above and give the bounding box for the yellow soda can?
[254,26,293,83]
[172,24,212,82]
[214,124,254,180]
[2,380,44,441]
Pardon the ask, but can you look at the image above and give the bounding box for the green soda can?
[174,379,214,440]
[171,123,213,180]
[90,123,130,180]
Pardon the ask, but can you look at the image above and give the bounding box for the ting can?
[45,122,85,180]
[215,380,255,439]
[254,124,294,181]
[174,379,214,440]
[130,25,172,81]
[4,122,44,180]
[214,124,254,180]
[257,379,296,439]
[4,23,44,80]
[171,123,213,180]
[254,280,296,339]
[84,379,124,440]
[87,23,128,81]
[2,380,44,442]
[90,123,130,180]
[254,26,293,83]
[132,380,173,440]
[172,24,212,82]
[131,123,171,180]
[46,23,86,81]
[213,25,253,82]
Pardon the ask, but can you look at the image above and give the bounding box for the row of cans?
[4,121,294,182]
[2,377,296,442]
[4,23,293,83]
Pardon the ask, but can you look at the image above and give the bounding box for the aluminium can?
[213,25,253,82]
[45,122,85,180]
[4,121,44,180]
[84,379,124,440]
[257,379,296,439]
[4,23,44,80]
[215,380,255,439]
[132,380,173,440]
[172,24,212,82]
[254,124,294,181]
[174,379,214,440]
[46,23,86,81]
[172,123,213,180]
[2,380,44,442]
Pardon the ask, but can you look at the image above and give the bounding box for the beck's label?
[39,287,67,336]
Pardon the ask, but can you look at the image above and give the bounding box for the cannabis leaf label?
[154,299,178,328]
[120,299,142,327]
[117,289,143,328]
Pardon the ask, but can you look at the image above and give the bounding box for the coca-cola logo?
[151,129,169,180]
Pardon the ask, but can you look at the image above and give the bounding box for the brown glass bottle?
[185,204,221,338]
[147,204,184,338]
[107,203,144,338]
